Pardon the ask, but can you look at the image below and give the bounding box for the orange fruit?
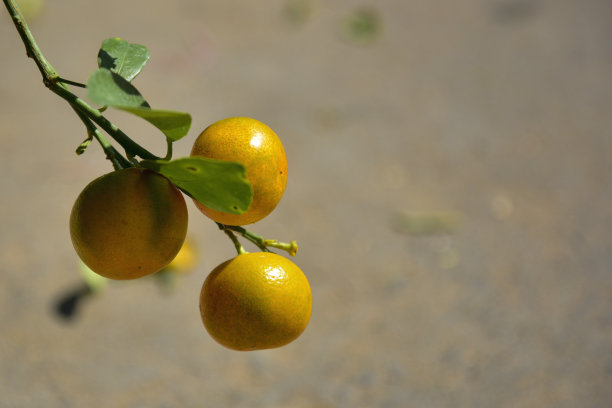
[200,252,312,351]
[165,237,198,273]
[70,168,188,280]
[190,117,288,225]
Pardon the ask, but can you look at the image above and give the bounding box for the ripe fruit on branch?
[70,168,188,280]
[200,252,312,351]
[5,0,310,354]
[191,117,288,225]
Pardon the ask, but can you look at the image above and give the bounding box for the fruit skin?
[70,168,188,280]
[191,117,288,226]
[200,252,312,351]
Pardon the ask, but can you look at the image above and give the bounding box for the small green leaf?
[87,68,149,108]
[120,107,192,142]
[87,69,191,141]
[75,136,93,155]
[98,37,150,82]
[140,157,253,214]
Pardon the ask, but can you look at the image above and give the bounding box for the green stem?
[71,106,131,170]
[58,77,87,88]
[51,86,159,160]
[3,0,58,83]
[3,0,160,162]
[222,229,247,255]
[263,239,299,257]
[218,223,270,252]
[217,223,299,256]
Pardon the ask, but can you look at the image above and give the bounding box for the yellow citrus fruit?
[70,168,188,280]
[165,237,198,273]
[200,252,312,351]
[190,117,288,226]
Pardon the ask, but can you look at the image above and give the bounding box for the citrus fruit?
[165,237,198,273]
[70,168,188,280]
[200,252,312,351]
[190,117,288,226]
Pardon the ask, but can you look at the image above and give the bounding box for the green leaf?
[87,68,149,108]
[120,107,192,142]
[140,157,253,214]
[98,37,150,82]
[86,69,192,141]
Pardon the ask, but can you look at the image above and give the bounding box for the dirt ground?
[1,0,611,407]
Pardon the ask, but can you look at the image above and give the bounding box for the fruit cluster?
[70,117,312,351]
[4,4,310,351]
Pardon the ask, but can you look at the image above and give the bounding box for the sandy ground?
[1,0,611,407]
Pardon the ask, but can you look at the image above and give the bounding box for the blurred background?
[1,0,611,406]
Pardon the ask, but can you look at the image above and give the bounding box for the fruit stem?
[222,228,248,255]
[217,223,270,252]
[3,0,161,163]
[217,224,298,256]
[263,239,299,257]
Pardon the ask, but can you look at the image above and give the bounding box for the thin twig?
[3,0,58,82]
[70,105,131,169]
[51,85,159,160]
[222,228,247,255]
[3,0,160,162]
[58,77,87,88]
